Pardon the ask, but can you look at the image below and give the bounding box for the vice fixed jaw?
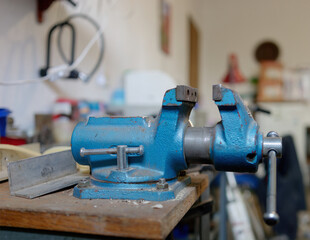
[185,84,263,172]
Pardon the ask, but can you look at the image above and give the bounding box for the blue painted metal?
[71,86,195,200]
[71,85,264,200]
[210,85,263,172]
[74,176,191,201]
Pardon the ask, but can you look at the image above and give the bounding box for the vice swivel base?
[73,176,191,201]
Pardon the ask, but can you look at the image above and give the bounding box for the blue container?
[0,108,11,137]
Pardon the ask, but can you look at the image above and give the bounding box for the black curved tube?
[45,21,76,71]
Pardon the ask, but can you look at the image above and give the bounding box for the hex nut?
[156,178,169,190]
[78,178,90,188]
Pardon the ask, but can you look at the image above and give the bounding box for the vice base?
[73,176,191,201]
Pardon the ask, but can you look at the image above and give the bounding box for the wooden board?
[189,18,200,89]
[0,173,208,240]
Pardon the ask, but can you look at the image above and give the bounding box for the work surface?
[0,173,208,240]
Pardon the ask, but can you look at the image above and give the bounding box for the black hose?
[57,14,104,82]
[40,21,76,77]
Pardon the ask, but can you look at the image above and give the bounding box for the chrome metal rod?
[263,150,279,226]
[80,145,144,157]
[184,127,214,164]
[80,147,116,157]
[117,145,128,170]
[126,146,144,155]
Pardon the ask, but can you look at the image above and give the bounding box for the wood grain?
[0,173,208,239]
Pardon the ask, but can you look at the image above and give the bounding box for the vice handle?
[80,145,144,170]
[263,149,279,225]
[263,131,281,226]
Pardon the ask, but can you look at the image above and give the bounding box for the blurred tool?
[250,104,271,115]
[0,1,120,86]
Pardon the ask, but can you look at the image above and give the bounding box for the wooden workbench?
[0,173,208,240]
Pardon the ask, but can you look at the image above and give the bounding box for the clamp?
[71,84,282,225]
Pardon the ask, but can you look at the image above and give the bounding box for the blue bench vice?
[71,84,282,225]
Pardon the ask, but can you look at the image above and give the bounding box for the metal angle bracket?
[0,143,41,182]
[8,150,87,199]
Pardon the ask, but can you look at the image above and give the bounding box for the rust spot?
[108,116,133,119]
[166,103,179,106]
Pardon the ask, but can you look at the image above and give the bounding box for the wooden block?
[0,173,208,239]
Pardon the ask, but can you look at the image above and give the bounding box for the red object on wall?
[37,0,56,23]
[222,54,246,83]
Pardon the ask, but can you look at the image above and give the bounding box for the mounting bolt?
[78,178,90,188]
[267,131,279,138]
[156,178,169,191]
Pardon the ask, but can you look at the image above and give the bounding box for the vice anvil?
[71,84,281,225]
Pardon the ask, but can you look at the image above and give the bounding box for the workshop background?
[1,0,310,240]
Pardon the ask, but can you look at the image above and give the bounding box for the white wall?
[200,0,310,183]
[0,0,206,133]
[201,0,310,124]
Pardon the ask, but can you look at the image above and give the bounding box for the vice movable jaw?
[71,84,281,225]
[185,85,263,172]
[184,84,282,225]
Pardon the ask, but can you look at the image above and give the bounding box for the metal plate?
[176,85,198,103]
[8,150,87,199]
[74,176,191,201]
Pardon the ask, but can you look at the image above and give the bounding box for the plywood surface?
[0,173,208,239]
